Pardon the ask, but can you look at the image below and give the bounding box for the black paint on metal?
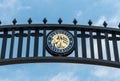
[81,31,87,58]
[9,29,15,59]
[26,29,31,57]
[0,22,120,68]
[74,29,78,57]
[96,32,103,60]
[1,31,8,59]
[90,31,94,59]
[112,33,119,62]
[105,32,111,61]
[17,29,23,58]
[43,28,46,57]
[34,29,39,57]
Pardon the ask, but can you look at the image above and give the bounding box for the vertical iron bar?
[34,29,39,57]
[43,28,46,57]
[1,30,8,59]
[9,29,15,59]
[112,33,119,62]
[97,32,103,59]
[90,31,94,59]
[81,31,87,58]
[26,29,31,57]
[74,29,78,57]
[17,30,23,58]
[105,32,111,61]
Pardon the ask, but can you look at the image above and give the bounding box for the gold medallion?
[47,30,74,56]
[51,34,69,50]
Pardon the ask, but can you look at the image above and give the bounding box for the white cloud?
[76,11,82,18]
[0,0,16,8]
[0,0,31,24]
[92,67,109,77]
[0,79,11,81]
[101,0,120,7]
[95,16,106,26]
[0,0,31,11]
[108,16,120,27]
[49,72,79,81]
[92,66,120,81]
[0,66,30,81]
[94,0,120,28]
[95,16,120,28]
[17,6,31,11]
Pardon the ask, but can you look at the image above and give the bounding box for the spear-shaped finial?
[12,18,17,25]
[103,21,107,27]
[43,18,47,24]
[73,18,77,25]
[0,20,1,25]
[88,19,92,26]
[118,23,120,29]
[58,18,62,24]
[28,18,32,24]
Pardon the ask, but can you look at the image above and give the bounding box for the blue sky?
[0,0,120,81]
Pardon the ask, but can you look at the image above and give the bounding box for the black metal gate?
[0,18,120,68]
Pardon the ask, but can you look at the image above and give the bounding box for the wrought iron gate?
[0,18,120,68]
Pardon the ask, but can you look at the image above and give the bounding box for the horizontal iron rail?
[0,57,120,68]
[0,24,120,34]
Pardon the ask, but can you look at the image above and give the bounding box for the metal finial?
[73,18,77,25]
[103,21,107,27]
[43,18,47,24]
[28,18,32,24]
[58,18,62,24]
[12,18,17,25]
[0,20,1,25]
[118,23,120,28]
[88,19,92,26]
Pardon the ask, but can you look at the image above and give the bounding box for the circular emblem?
[47,30,74,56]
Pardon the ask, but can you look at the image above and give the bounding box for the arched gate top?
[0,18,120,68]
